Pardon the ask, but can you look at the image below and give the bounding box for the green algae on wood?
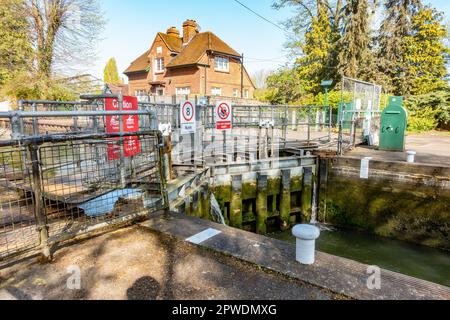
[256,174,269,235]
[230,175,243,228]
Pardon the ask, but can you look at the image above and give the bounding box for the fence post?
[328,106,332,142]
[157,132,170,211]
[307,108,311,144]
[118,94,126,188]
[283,105,288,148]
[29,142,52,261]
[337,111,344,155]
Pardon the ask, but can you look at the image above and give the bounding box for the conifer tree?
[377,0,422,94]
[337,0,378,81]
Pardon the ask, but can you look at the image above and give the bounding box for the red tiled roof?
[124,49,151,74]
[124,31,242,74]
[107,83,129,96]
[166,32,241,68]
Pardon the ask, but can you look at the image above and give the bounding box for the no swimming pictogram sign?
[215,101,232,130]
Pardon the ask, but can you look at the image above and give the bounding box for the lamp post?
[321,80,333,123]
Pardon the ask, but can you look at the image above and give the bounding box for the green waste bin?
[379,96,408,152]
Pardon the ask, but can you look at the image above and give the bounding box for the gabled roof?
[124,49,151,74]
[124,30,242,74]
[166,32,241,68]
[106,83,130,96]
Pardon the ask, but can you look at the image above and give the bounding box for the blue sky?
[92,0,450,82]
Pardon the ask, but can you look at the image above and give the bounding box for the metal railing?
[0,106,167,261]
[337,109,382,155]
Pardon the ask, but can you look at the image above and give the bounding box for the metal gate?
[0,99,167,261]
[338,77,384,154]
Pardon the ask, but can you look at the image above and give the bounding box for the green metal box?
[379,96,408,151]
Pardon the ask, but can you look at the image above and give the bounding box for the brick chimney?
[167,26,180,38]
[182,19,199,44]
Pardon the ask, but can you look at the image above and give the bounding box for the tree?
[26,0,104,78]
[273,0,344,47]
[273,0,343,95]
[0,0,32,86]
[377,0,422,94]
[337,0,379,82]
[402,7,449,95]
[294,2,335,94]
[266,67,303,104]
[104,58,121,84]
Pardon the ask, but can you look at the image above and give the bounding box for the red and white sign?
[105,96,141,160]
[180,100,196,134]
[215,101,232,130]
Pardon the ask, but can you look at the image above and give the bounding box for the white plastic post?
[407,151,416,163]
[292,224,321,265]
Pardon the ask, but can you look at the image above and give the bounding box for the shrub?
[404,91,450,131]
[407,106,439,132]
[1,72,77,103]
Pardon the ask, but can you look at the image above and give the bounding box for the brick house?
[124,19,255,100]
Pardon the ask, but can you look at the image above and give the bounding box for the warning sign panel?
[215,101,232,130]
[180,100,196,134]
[105,96,141,160]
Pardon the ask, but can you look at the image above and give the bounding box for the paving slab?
[140,211,450,300]
[348,132,450,166]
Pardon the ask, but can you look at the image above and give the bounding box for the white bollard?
[292,224,321,265]
[406,150,417,163]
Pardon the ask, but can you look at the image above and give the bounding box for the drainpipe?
[241,53,244,98]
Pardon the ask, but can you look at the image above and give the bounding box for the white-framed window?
[156,87,164,96]
[176,87,191,95]
[233,89,239,98]
[155,57,164,73]
[156,46,162,54]
[214,56,229,72]
[244,89,249,99]
[211,87,222,96]
[135,89,147,96]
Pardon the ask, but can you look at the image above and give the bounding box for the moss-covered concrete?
[321,174,450,251]
[209,170,312,232]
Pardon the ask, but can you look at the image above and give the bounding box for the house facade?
[124,19,255,100]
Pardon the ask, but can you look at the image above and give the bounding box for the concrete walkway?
[348,132,450,166]
[140,212,450,300]
[0,226,340,300]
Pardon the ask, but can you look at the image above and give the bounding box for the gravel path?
[0,226,343,300]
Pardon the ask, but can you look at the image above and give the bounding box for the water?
[270,228,450,287]
[79,189,143,217]
[210,193,226,225]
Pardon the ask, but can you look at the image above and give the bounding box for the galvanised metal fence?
[139,102,336,165]
[337,110,382,154]
[0,102,167,262]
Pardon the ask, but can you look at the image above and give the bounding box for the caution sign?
[105,96,141,160]
[215,101,232,130]
[180,100,196,134]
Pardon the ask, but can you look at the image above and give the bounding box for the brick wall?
[127,36,255,99]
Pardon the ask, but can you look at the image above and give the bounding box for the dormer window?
[155,57,164,73]
[215,56,229,72]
